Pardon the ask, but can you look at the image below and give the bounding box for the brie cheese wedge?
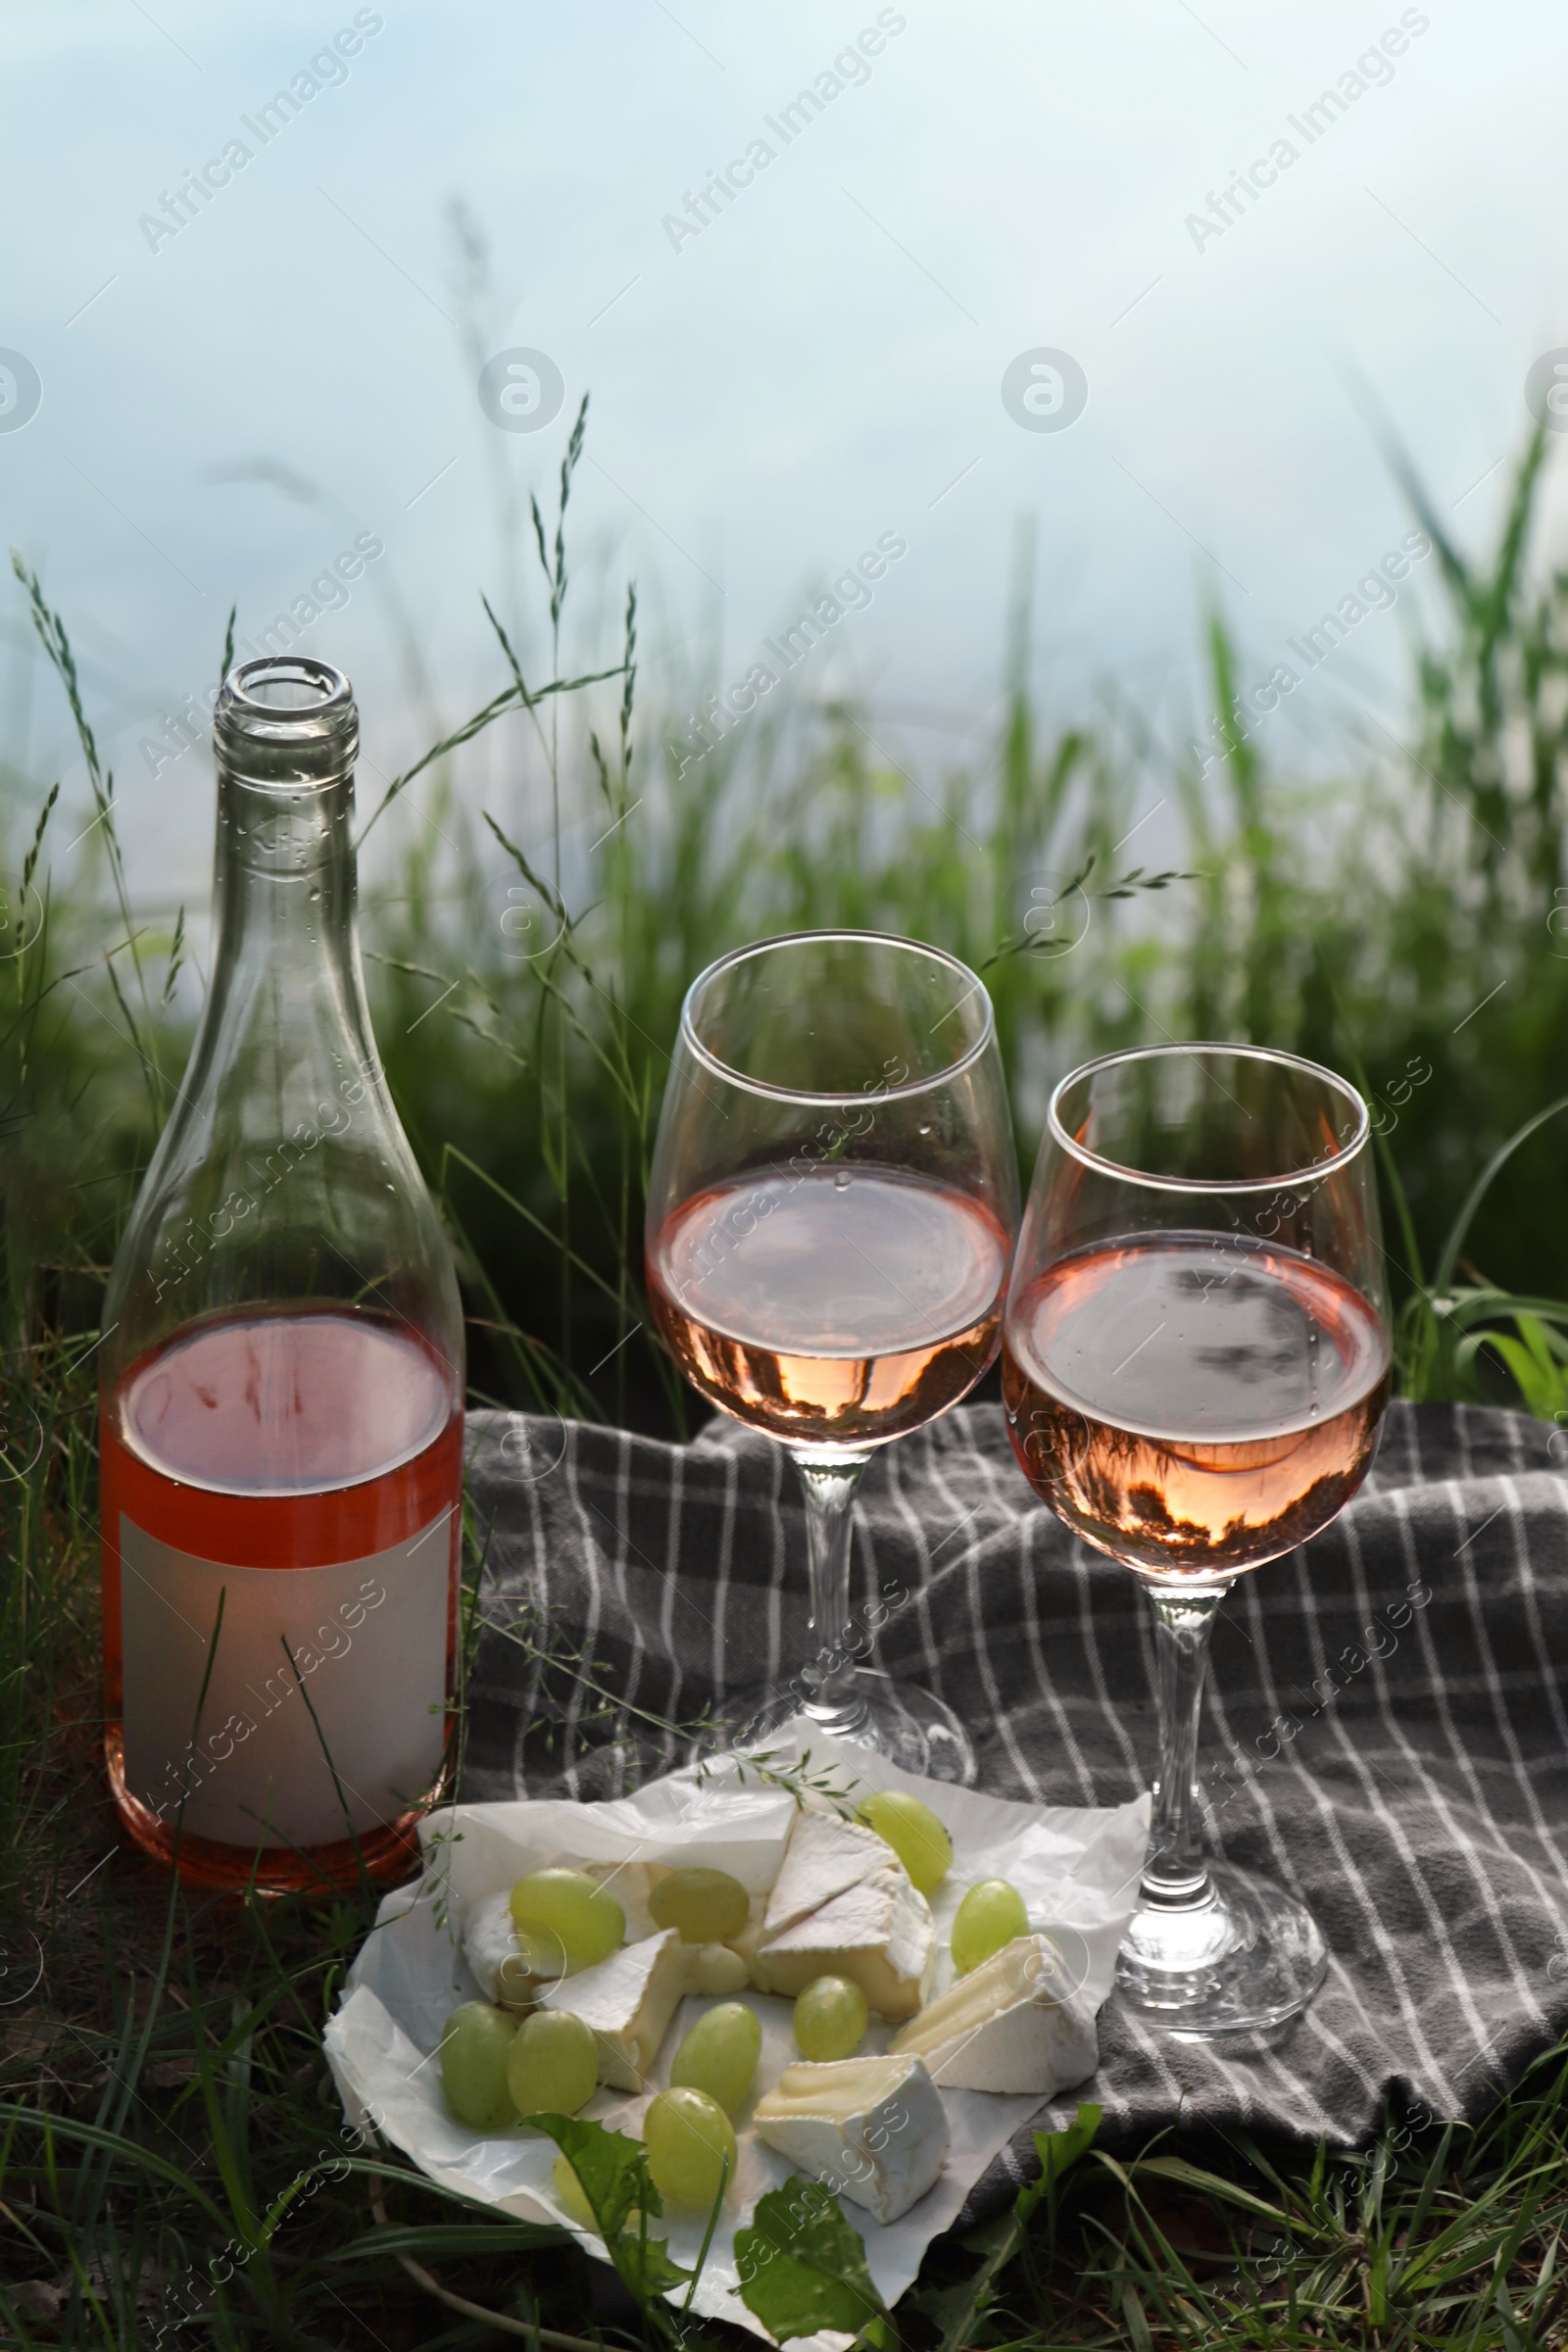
[463,1888,555,2009]
[755,1808,935,2018]
[541,1928,688,2090]
[763,1809,895,1935]
[756,1864,935,2018]
[754,2055,949,2225]
[889,1933,1098,2094]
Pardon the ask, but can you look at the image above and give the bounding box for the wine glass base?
[1115,1860,1327,2038]
[709,1670,978,1787]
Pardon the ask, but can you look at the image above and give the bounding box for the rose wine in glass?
[1004,1234,1389,1576]
[1002,1046,1390,2034]
[648,1168,1009,1448]
[646,931,1017,1783]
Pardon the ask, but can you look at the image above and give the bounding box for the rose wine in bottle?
[98,659,465,1893]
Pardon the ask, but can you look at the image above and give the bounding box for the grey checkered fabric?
[461,1399,1568,2220]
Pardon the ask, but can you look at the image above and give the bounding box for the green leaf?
[1022,2102,1102,2220]
[1474,1331,1561,1418]
[1516,1312,1559,1380]
[529,2113,654,2238]
[1134,2154,1295,2229]
[734,2178,888,2345]
[614,2226,692,2302]
[529,2114,690,2304]
[930,2105,1102,2352]
[1432,1093,1568,1296]
[1119,2282,1155,2352]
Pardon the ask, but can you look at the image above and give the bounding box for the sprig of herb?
[692,1744,863,1820]
[981,850,1201,972]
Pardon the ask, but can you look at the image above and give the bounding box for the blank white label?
[120,1512,450,1849]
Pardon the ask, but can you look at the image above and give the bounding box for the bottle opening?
[237,659,347,713]
[216,656,359,784]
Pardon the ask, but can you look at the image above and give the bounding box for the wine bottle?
[98,658,464,1893]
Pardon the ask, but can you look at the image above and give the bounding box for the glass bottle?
[98,657,465,1894]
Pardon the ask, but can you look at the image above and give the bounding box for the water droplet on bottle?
[833,1171,851,1191]
[918,1124,932,1137]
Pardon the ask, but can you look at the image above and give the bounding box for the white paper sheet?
[324,1723,1149,2351]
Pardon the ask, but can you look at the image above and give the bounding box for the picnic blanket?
[460,1398,1568,2219]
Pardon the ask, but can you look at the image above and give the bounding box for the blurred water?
[2,0,1565,907]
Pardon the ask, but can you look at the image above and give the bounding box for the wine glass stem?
[793,1451,870,1729]
[1143,1584,1228,1912]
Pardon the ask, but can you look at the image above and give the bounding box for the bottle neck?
[153,758,388,1184]
[214,765,359,989]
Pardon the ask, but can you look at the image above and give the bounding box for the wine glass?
[646,930,1018,1784]
[1002,1044,1390,2034]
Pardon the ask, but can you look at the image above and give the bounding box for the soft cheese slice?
[541,1929,688,2090]
[754,2054,949,2225]
[726,1898,771,1989]
[463,1887,523,2003]
[889,1934,1098,2095]
[581,1858,668,1941]
[756,1865,935,2019]
[462,1887,559,2009]
[763,1809,893,1936]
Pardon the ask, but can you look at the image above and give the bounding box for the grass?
[3,396,1568,2344]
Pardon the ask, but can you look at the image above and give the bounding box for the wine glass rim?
[1046,1041,1370,1192]
[679,927,997,1103]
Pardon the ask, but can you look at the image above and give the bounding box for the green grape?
[951,1878,1030,1975]
[553,2152,598,2230]
[668,2001,761,2115]
[506,2008,599,2118]
[689,1941,750,1996]
[439,2002,518,2132]
[858,1788,954,1893]
[644,2086,737,2210]
[792,1974,868,2061]
[648,1867,751,1943]
[509,1869,624,1971]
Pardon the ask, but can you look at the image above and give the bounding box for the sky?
[3,0,1567,907]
